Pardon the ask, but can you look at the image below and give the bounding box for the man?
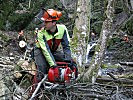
[18,30,27,52]
[34,9,77,82]
[123,34,129,42]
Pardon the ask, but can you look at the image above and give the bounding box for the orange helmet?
[41,9,62,21]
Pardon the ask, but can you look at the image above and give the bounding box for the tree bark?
[131,0,133,10]
[119,61,133,66]
[72,0,91,67]
[96,78,133,84]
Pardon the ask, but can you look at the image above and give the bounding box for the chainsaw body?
[48,62,76,83]
[30,61,77,96]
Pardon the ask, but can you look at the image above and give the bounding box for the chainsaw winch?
[48,62,76,83]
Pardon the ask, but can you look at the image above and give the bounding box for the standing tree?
[72,0,91,67]
[82,0,115,82]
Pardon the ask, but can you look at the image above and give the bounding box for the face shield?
[33,8,50,29]
[34,8,45,23]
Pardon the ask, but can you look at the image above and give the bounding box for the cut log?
[119,62,133,66]
[72,92,106,99]
[96,78,133,84]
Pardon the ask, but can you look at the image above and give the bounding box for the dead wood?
[29,75,47,100]
[72,92,106,99]
[119,61,133,66]
[77,88,106,94]
[96,78,133,84]
[107,73,117,80]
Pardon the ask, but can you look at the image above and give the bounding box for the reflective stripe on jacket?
[36,24,72,67]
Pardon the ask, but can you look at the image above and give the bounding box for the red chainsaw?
[29,61,78,99]
[48,62,77,83]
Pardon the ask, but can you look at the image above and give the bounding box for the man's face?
[44,21,54,30]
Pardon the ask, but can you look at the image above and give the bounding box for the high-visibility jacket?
[35,24,72,67]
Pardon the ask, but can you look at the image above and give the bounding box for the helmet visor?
[35,8,52,22]
[35,9,45,23]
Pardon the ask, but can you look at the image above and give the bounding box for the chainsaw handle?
[63,59,72,63]
[56,62,68,65]
[56,62,71,68]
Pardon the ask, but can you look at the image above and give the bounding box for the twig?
[107,73,117,80]
[96,78,133,84]
[72,92,106,99]
[29,75,47,100]
[28,0,31,9]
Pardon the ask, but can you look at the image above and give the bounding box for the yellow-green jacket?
[35,24,72,67]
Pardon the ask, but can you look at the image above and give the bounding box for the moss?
[110,64,119,68]
[95,44,100,52]
[73,25,81,33]
[0,32,10,42]
[101,64,120,69]
[101,64,108,69]
[122,73,133,80]
[70,27,80,51]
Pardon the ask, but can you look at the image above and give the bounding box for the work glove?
[68,60,78,78]
[68,59,77,70]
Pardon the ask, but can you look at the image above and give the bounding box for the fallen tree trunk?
[72,92,106,99]
[29,75,47,100]
[119,62,133,66]
[96,78,133,84]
